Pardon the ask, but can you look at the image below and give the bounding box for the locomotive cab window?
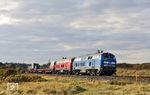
[74,63,78,67]
[88,56,92,60]
[75,63,77,67]
[103,53,109,59]
[89,62,91,66]
[103,53,115,60]
[110,54,115,59]
[78,63,79,67]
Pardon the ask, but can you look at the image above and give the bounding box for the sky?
[0,0,150,64]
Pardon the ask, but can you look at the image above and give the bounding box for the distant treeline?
[0,62,28,73]
[117,63,150,70]
[0,62,48,70]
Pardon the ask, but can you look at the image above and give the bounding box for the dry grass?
[4,74,47,82]
[0,74,150,95]
[116,68,150,77]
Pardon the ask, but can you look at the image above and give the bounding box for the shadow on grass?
[68,86,86,94]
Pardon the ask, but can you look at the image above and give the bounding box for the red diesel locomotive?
[50,58,74,74]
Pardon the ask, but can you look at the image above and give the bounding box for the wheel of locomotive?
[90,70,96,76]
[98,69,103,76]
[57,71,60,74]
[66,70,71,75]
[64,70,68,74]
[68,71,72,75]
[72,70,77,75]
[75,70,80,75]
[90,71,93,76]
[66,71,69,75]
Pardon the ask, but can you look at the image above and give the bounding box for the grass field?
[0,64,150,95]
[0,74,150,95]
[116,68,150,77]
[116,63,150,77]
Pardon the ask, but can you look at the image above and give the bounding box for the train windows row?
[74,62,86,67]
[75,55,100,61]
[74,61,94,67]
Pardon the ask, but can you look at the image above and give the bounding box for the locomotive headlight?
[111,62,116,64]
[104,61,109,64]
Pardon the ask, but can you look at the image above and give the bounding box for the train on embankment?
[28,51,117,76]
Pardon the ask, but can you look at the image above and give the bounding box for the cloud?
[0,0,150,64]
[0,14,21,25]
[0,0,19,11]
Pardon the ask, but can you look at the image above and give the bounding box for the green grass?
[0,74,150,95]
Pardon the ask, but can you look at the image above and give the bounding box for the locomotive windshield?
[103,53,115,60]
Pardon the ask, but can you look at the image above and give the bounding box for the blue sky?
[0,0,150,64]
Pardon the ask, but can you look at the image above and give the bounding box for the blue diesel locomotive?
[73,52,117,76]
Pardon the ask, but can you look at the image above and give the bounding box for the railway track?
[41,74,150,83]
[73,75,150,83]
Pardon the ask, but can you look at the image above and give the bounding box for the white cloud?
[0,14,20,25]
[0,0,19,11]
[112,49,150,63]
[50,37,59,41]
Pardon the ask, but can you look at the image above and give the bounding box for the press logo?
[7,83,18,91]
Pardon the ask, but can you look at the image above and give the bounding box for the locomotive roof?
[56,58,72,63]
[53,52,112,62]
[79,52,113,57]
[76,52,101,58]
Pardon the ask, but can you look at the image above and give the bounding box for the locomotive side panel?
[73,54,101,75]
[73,52,117,76]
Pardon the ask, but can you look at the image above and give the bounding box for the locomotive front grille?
[103,66,116,71]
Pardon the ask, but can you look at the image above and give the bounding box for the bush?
[0,69,17,79]
[117,63,150,70]
[68,86,86,94]
[5,74,47,82]
[26,90,37,94]
[43,89,57,94]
